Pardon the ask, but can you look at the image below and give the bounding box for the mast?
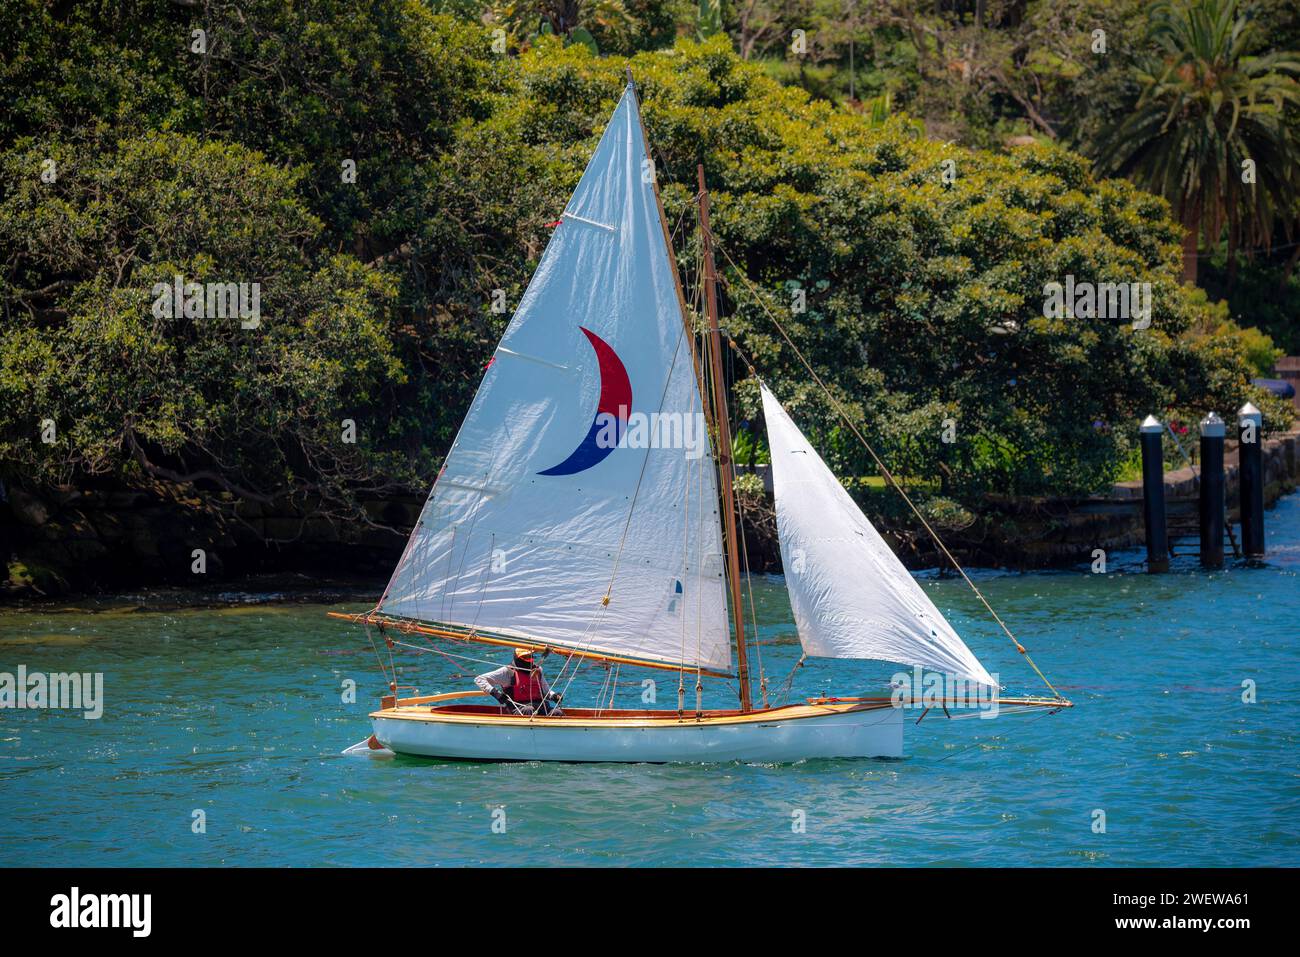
[625,74,750,706]
[697,164,753,712]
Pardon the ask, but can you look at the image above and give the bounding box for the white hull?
[371,700,904,763]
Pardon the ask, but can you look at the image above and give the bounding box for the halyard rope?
[711,238,1064,702]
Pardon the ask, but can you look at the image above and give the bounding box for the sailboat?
[331,76,1070,762]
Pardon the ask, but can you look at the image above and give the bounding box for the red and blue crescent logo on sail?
[538,327,632,476]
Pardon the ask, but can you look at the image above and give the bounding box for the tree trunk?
[1225,183,1239,292]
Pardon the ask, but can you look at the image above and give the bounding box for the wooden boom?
[326,611,737,680]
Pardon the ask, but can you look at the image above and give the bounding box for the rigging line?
[412,636,493,678]
[600,322,688,602]
[678,414,693,695]
[775,653,807,708]
[1188,237,1300,257]
[667,198,694,254]
[551,571,621,698]
[607,663,620,712]
[592,661,614,717]
[361,619,394,689]
[385,635,515,670]
[929,705,1055,764]
[553,600,615,701]
[383,624,401,696]
[444,459,504,622]
[518,330,696,697]
[727,402,767,696]
[694,414,707,695]
[435,524,454,625]
[733,489,767,705]
[710,252,767,700]
[376,507,421,613]
[710,238,1063,702]
[541,650,581,706]
[684,257,713,701]
[466,531,497,632]
[691,267,709,699]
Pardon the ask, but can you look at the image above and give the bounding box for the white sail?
[760,384,996,687]
[380,84,731,672]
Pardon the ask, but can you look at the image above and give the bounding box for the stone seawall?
[4,430,1297,598]
[1,482,419,598]
[737,429,1300,571]
[1004,429,1300,567]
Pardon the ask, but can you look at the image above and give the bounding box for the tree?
[1090,0,1300,284]
[487,0,683,55]
[499,36,1289,504]
[1,13,1287,555]
[0,133,408,524]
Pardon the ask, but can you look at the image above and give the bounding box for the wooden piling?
[1139,415,1168,572]
[1238,402,1265,558]
[1199,412,1225,570]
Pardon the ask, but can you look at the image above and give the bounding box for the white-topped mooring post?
[1199,412,1225,570]
[1238,402,1265,558]
[1139,415,1169,572]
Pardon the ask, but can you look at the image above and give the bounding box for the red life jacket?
[510,665,544,703]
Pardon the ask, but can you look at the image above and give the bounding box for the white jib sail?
[760,384,996,687]
[380,84,731,672]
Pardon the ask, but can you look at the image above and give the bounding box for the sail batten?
[760,384,996,687]
[379,84,731,672]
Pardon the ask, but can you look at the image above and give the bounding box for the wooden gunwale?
[369,692,1068,730]
[371,698,892,730]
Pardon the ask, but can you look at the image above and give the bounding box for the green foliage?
[731,471,767,498]
[488,0,689,55]
[732,426,771,465]
[1,10,1288,530]
[1200,246,1300,353]
[0,2,505,520]
[0,132,409,512]
[580,37,1275,501]
[1215,320,1283,375]
[698,0,723,40]
[1089,0,1300,280]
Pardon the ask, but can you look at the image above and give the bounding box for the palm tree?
[1092,0,1300,284]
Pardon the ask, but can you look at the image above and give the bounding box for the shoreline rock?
[5,429,1297,601]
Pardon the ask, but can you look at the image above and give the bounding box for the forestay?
[379,84,731,672]
[760,384,996,687]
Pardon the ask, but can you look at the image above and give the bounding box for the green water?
[2,497,1299,867]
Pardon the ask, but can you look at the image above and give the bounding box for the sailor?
[475,648,564,716]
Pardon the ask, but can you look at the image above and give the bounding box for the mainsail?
[760,384,996,687]
[379,84,732,672]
